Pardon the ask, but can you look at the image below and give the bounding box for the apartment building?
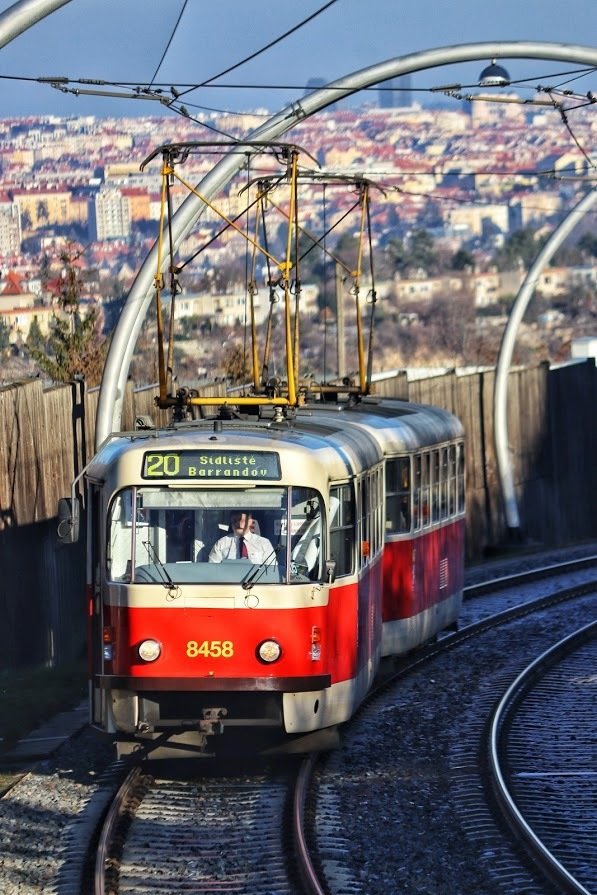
[0,303,56,342]
[446,203,510,238]
[12,187,74,230]
[89,188,131,241]
[0,193,21,256]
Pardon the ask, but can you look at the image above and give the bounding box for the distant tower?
[379,75,412,108]
[304,77,327,96]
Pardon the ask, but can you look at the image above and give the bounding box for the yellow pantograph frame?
[150,143,373,412]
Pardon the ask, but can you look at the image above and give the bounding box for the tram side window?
[412,453,432,528]
[385,457,411,534]
[356,468,383,566]
[448,445,457,514]
[440,447,449,519]
[358,474,369,565]
[329,484,355,577]
[413,455,421,530]
[457,442,465,512]
[290,487,323,581]
[421,453,431,527]
[107,489,134,582]
[431,450,440,523]
[359,476,369,567]
[373,466,383,552]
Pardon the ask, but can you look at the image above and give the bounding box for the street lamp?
[478,59,511,87]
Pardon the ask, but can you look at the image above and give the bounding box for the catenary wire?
[0,62,593,96]
[175,0,339,98]
[0,62,595,121]
[147,0,190,88]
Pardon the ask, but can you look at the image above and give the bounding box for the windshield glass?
[107,485,324,585]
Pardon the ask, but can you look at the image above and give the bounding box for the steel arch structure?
[0,0,71,47]
[494,187,597,533]
[1,13,594,539]
[96,40,597,445]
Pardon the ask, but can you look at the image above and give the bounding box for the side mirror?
[57,497,81,544]
[325,559,336,584]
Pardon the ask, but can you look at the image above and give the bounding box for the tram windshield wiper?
[142,541,181,599]
[241,548,279,589]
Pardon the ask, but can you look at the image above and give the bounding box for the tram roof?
[87,413,380,485]
[86,397,463,486]
[296,397,464,453]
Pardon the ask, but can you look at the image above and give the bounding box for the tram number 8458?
[186,640,235,658]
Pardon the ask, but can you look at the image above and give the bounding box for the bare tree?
[29,248,106,386]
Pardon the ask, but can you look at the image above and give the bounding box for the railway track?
[463,553,597,598]
[309,563,597,894]
[92,757,325,895]
[56,556,597,895]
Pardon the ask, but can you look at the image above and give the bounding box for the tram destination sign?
[141,449,282,480]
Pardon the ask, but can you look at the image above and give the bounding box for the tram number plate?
[186,640,234,658]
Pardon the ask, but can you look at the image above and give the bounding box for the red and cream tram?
[66,142,466,757]
[80,398,464,757]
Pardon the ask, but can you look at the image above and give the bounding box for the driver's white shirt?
[208,531,277,565]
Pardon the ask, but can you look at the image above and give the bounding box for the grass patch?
[0,661,87,752]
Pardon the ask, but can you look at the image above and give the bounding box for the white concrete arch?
[96,40,597,444]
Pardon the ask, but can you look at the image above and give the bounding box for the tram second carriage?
[72,398,465,757]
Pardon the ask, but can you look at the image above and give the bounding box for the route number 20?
[145,453,180,477]
[186,640,234,658]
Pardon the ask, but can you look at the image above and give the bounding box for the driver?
[208,511,276,565]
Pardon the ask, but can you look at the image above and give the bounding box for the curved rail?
[463,554,597,599]
[293,754,327,895]
[488,619,597,895]
[94,765,143,895]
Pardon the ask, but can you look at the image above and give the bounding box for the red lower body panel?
[381,520,465,623]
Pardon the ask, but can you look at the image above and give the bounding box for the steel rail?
[294,754,327,895]
[371,577,597,703]
[94,765,143,895]
[488,619,597,895]
[463,554,597,599]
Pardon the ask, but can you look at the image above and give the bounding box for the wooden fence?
[1,361,595,671]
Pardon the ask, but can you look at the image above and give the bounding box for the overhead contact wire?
[176,0,339,98]
[147,0,189,88]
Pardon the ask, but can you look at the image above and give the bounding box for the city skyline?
[0,0,594,121]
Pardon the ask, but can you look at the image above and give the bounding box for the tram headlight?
[138,639,161,663]
[257,639,282,664]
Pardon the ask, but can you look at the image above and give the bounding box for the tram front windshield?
[107,486,324,585]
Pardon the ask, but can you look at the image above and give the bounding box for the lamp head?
[479,59,511,87]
